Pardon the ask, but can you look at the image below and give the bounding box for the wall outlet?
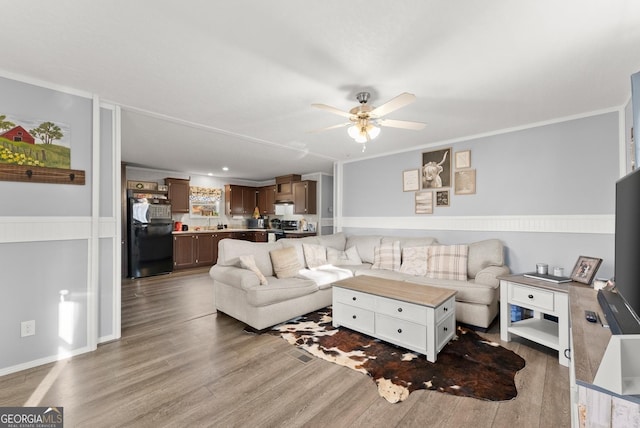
[21,320,35,337]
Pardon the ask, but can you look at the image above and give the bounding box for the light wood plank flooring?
[0,269,571,427]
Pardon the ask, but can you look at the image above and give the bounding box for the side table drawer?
[333,287,376,310]
[375,313,427,353]
[333,302,375,335]
[376,296,427,325]
[436,313,456,353]
[510,282,555,312]
[434,297,456,323]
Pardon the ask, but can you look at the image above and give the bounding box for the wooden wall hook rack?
[0,164,86,185]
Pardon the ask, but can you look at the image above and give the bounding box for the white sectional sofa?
[209,232,509,330]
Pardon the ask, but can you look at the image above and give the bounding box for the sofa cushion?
[246,277,318,306]
[405,276,497,306]
[399,246,429,276]
[426,244,468,280]
[279,239,308,268]
[302,243,327,268]
[239,254,268,285]
[317,232,347,251]
[382,236,438,249]
[372,240,401,271]
[467,239,505,278]
[270,247,303,279]
[345,235,382,264]
[327,246,363,266]
[217,239,282,277]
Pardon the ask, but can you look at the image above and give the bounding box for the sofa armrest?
[474,265,511,287]
[209,265,261,290]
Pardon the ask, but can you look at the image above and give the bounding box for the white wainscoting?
[340,214,614,235]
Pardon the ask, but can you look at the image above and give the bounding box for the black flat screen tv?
[598,167,640,334]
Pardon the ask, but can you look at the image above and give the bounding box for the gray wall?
[340,112,620,278]
[632,71,640,168]
[0,76,118,374]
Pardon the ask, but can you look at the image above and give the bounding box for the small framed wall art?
[402,169,420,192]
[436,190,450,207]
[455,150,471,169]
[454,169,476,195]
[415,190,433,214]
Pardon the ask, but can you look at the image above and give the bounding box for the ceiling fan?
[311,91,426,150]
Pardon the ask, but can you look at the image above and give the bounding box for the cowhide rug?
[268,307,525,403]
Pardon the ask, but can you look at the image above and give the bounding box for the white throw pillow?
[372,241,401,271]
[327,246,363,266]
[270,247,303,279]
[239,254,268,285]
[302,243,328,268]
[399,246,429,276]
[426,244,469,281]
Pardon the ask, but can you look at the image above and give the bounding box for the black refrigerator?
[127,192,173,278]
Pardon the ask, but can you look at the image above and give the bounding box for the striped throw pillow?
[426,245,469,280]
[372,241,401,271]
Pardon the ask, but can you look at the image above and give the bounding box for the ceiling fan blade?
[311,103,353,119]
[377,118,426,130]
[370,92,416,118]
[308,122,351,133]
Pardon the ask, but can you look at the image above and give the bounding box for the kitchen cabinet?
[225,185,257,216]
[293,180,317,214]
[257,185,276,215]
[233,230,267,242]
[275,174,301,203]
[165,178,190,213]
[173,232,221,269]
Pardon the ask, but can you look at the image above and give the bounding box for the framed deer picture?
[421,148,451,189]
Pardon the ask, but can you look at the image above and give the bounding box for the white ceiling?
[2,1,640,181]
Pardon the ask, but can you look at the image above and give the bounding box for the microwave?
[247,218,265,229]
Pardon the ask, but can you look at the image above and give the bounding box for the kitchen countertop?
[172,228,316,235]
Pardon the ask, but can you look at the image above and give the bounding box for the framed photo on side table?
[570,256,603,285]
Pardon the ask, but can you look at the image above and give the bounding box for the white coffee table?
[332,275,457,362]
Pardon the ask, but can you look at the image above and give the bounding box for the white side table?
[499,275,572,367]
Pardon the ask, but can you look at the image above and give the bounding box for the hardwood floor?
[0,269,571,427]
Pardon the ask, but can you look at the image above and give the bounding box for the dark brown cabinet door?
[293,181,317,214]
[166,178,190,213]
[173,235,195,268]
[258,185,276,215]
[226,185,257,215]
[195,234,215,265]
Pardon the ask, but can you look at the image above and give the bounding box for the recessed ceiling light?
[222,167,229,171]
[207,173,213,176]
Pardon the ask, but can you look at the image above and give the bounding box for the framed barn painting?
[421,148,451,189]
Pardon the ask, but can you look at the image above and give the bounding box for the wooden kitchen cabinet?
[173,232,221,269]
[225,185,257,216]
[233,230,267,242]
[257,185,276,215]
[173,234,196,269]
[293,180,317,214]
[165,178,190,213]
